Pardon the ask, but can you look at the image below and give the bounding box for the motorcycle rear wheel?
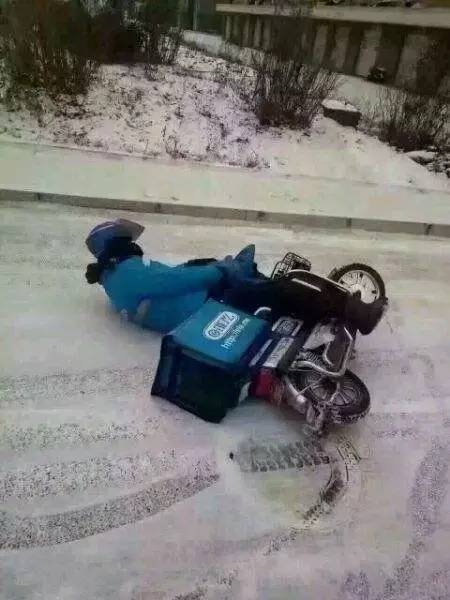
[328,263,386,304]
[290,369,371,425]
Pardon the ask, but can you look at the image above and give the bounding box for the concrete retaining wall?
[218,6,450,90]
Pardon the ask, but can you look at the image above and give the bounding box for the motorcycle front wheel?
[290,369,371,425]
[328,263,386,304]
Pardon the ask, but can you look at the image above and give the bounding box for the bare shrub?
[164,133,187,159]
[252,53,338,128]
[416,32,450,98]
[90,0,183,67]
[138,0,183,67]
[372,87,449,152]
[213,63,231,92]
[248,14,338,128]
[1,0,97,98]
[90,9,142,64]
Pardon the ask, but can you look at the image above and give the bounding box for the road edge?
[1,188,449,238]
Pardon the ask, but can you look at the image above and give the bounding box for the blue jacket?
[101,257,223,333]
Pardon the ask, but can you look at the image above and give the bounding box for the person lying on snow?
[85,219,384,335]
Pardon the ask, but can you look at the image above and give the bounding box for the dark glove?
[215,256,251,287]
[85,263,101,284]
[215,245,257,287]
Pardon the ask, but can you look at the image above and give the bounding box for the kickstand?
[306,404,326,436]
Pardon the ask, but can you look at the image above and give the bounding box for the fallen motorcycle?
[153,252,388,433]
[250,253,388,433]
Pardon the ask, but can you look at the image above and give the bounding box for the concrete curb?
[2,187,449,238]
[1,141,449,238]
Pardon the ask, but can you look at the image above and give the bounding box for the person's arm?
[129,262,224,298]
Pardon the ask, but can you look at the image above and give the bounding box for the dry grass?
[1,0,97,98]
[371,88,449,152]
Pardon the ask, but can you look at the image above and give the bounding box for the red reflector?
[251,369,276,399]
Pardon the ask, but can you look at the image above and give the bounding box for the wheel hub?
[338,270,381,303]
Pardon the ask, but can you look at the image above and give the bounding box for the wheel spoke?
[338,268,381,303]
[340,386,360,405]
[296,363,367,413]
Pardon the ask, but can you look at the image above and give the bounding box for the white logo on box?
[204,312,239,340]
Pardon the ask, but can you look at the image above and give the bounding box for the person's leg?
[224,277,347,322]
[183,258,217,267]
[225,276,386,335]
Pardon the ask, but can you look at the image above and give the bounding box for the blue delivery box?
[152,300,270,422]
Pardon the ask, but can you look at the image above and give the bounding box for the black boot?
[345,295,387,336]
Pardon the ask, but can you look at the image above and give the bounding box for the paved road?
[1,200,449,600]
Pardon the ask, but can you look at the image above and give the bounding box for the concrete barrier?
[217,4,450,90]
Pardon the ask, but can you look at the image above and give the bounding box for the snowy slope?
[0,46,447,191]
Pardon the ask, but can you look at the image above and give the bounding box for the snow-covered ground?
[0,45,448,191]
[2,201,450,599]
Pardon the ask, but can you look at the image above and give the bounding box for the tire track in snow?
[0,461,219,550]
